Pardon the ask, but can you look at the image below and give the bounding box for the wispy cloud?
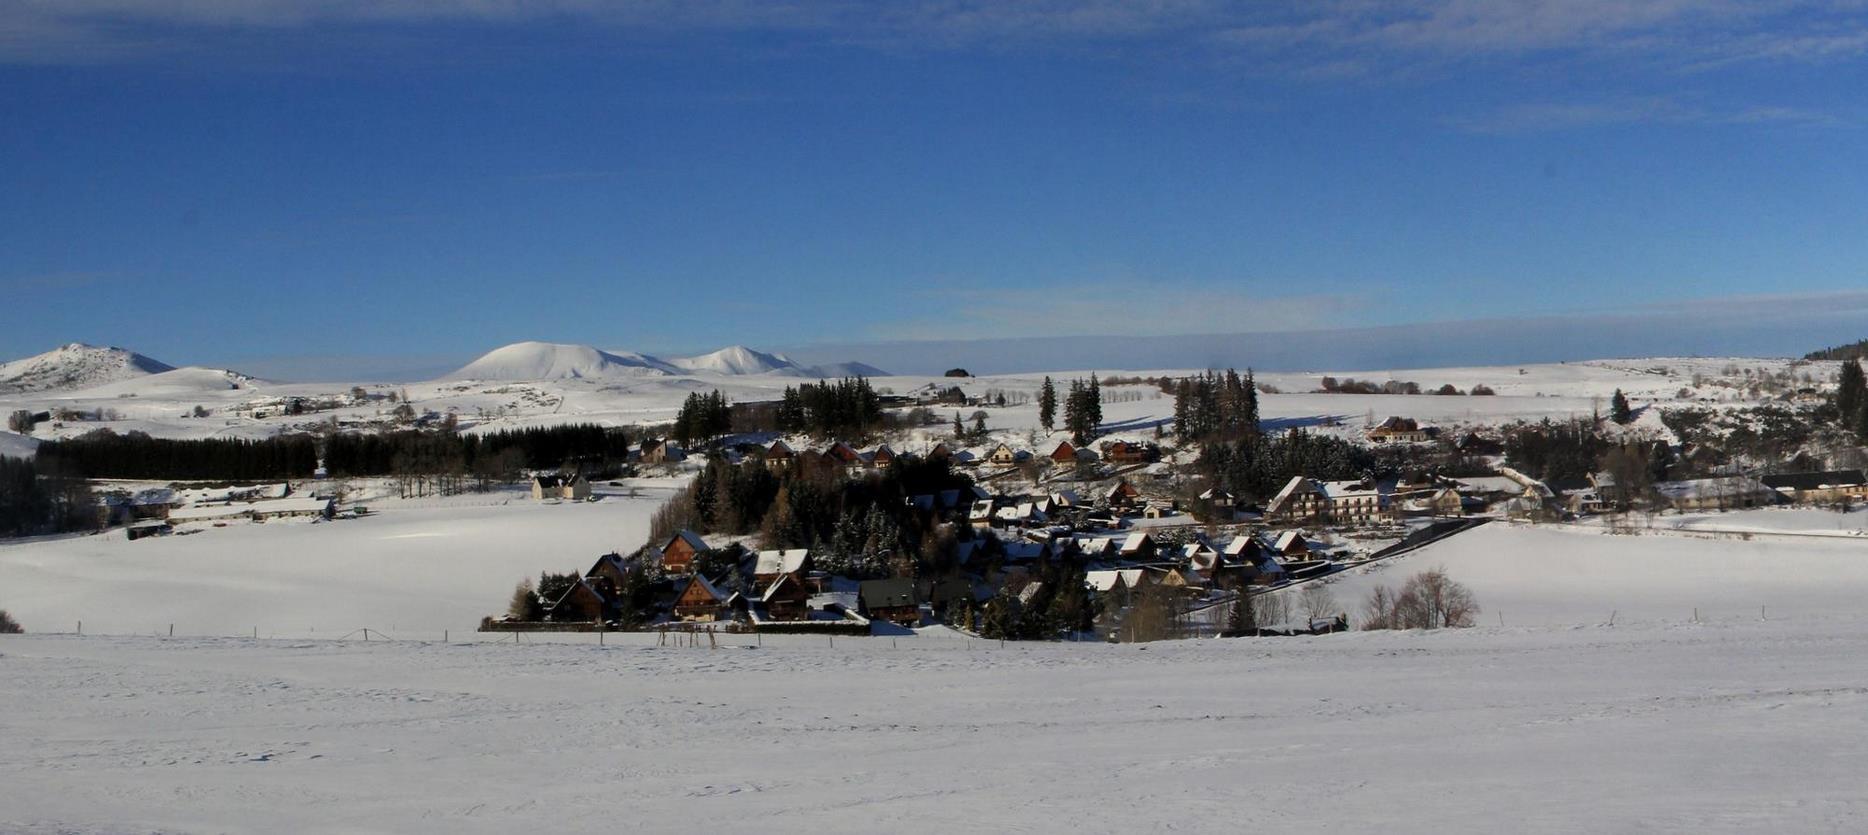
[1447,96,1842,133]
[0,270,116,291]
[873,280,1371,342]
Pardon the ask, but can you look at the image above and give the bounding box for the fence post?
[169,624,173,637]
[77,620,82,635]
[599,629,604,647]
[444,629,449,643]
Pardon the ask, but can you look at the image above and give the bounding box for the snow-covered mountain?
[445,342,888,381]
[0,343,175,394]
[444,342,680,381]
[669,345,796,375]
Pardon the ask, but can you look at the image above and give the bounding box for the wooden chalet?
[1104,480,1142,510]
[986,443,1020,466]
[826,441,865,471]
[673,574,729,622]
[869,445,898,469]
[659,530,711,575]
[1367,416,1430,444]
[548,578,608,623]
[753,548,812,585]
[758,574,811,621]
[858,578,920,626]
[764,440,796,471]
[1050,440,1079,466]
[1100,440,1160,465]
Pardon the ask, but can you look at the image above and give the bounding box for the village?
[481,399,1868,642]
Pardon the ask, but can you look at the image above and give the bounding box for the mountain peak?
[0,344,175,394]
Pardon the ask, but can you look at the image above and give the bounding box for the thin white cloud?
[874,281,1371,341]
[1447,96,1842,133]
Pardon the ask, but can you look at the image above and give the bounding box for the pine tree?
[1610,389,1634,425]
[1038,376,1057,432]
[1227,588,1256,637]
[953,411,965,439]
[1838,360,1867,429]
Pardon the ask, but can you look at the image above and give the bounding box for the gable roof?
[754,548,810,576]
[859,578,917,610]
[663,530,710,554]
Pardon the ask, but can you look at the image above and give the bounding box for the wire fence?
[38,621,1070,651]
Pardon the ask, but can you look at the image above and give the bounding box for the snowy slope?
[0,430,38,459]
[74,367,259,398]
[444,342,680,380]
[0,343,174,394]
[5,619,1868,832]
[1321,521,1868,628]
[0,484,675,637]
[668,345,797,375]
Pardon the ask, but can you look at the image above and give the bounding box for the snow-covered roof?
[754,549,810,576]
[1654,477,1775,501]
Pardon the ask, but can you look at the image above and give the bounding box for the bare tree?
[1362,567,1480,630]
[1298,584,1339,623]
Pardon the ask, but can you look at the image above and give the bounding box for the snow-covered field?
[1320,520,1868,628]
[0,344,1830,450]
[5,619,1868,833]
[0,483,677,638]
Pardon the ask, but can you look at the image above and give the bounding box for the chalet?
[869,445,898,469]
[1653,477,1779,511]
[1425,487,1467,517]
[1100,440,1160,465]
[1050,441,1080,467]
[753,549,811,585]
[858,578,920,626]
[658,530,711,575]
[1086,570,1128,595]
[1269,530,1310,558]
[758,574,811,621]
[968,498,997,527]
[530,473,591,501]
[1118,531,1157,560]
[673,574,729,622]
[986,443,1020,466]
[927,442,952,461]
[641,439,686,466]
[826,442,865,472]
[1104,480,1142,510]
[764,440,796,471]
[1760,470,1868,505]
[1367,416,1430,444]
[548,578,608,623]
[584,552,634,592]
[1264,476,1389,526]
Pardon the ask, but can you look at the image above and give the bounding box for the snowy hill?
[76,367,260,398]
[668,345,890,378]
[444,342,680,381]
[669,345,796,375]
[0,343,174,394]
[446,341,888,382]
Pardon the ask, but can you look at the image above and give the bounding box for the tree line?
[1173,368,1261,443]
[774,377,884,439]
[0,456,96,538]
[1197,429,1375,502]
[37,423,633,482]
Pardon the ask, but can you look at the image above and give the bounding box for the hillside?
[444,342,680,381]
[0,343,174,394]
[1806,338,1868,362]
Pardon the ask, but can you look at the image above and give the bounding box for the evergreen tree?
[1838,359,1867,429]
[1610,389,1634,425]
[1227,588,1256,637]
[1038,376,1057,432]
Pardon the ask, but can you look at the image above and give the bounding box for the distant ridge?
[444,341,887,381]
[1806,339,1868,362]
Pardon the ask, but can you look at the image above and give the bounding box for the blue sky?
[4,1,1868,378]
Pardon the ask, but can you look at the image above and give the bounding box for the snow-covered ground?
[1319,520,1868,628]
[0,482,678,638]
[5,618,1868,832]
[0,350,1829,448]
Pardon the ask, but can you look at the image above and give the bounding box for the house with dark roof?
[1760,470,1868,504]
[1367,416,1430,443]
[659,530,711,575]
[673,574,730,622]
[858,578,920,626]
